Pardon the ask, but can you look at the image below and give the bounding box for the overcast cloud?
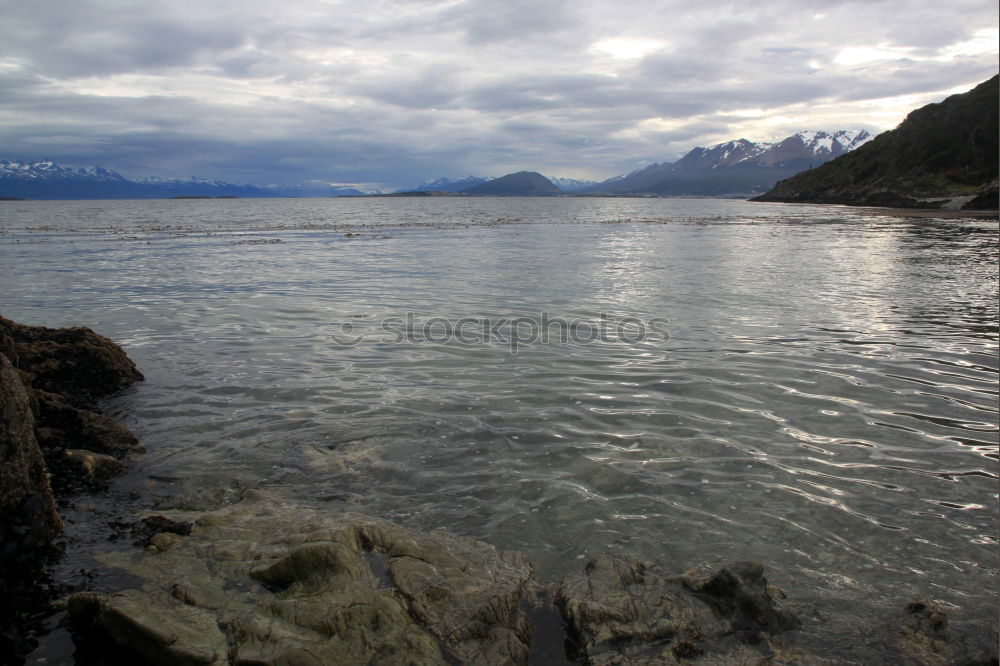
[1,0,996,189]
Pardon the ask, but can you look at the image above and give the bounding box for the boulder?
[556,556,807,665]
[0,353,62,565]
[0,315,143,408]
[0,315,143,492]
[894,599,998,666]
[67,491,536,665]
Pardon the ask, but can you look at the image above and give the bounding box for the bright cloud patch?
[590,38,667,60]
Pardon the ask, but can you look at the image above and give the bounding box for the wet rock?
[67,491,535,665]
[895,599,999,666]
[60,448,125,485]
[674,561,801,636]
[35,390,142,458]
[1,353,63,661]
[0,315,143,493]
[0,315,143,408]
[556,556,805,665]
[142,514,193,537]
[0,353,62,564]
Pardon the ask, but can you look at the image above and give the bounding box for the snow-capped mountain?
[1,160,129,184]
[586,129,878,196]
[0,160,365,199]
[546,176,598,192]
[754,130,874,167]
[403,175,493,193]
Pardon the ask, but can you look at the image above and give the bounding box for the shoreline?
[2,316,997,664]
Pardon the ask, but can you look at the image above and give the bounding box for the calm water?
[2,197,998,657]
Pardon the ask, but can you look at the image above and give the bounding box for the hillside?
[461,171,562,196]
[754,75,999,208]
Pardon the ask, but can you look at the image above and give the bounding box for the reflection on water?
[1,197,997,652]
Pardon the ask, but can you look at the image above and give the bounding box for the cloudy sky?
[1,0,997,190]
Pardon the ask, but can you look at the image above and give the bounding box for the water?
[1,197,997,658]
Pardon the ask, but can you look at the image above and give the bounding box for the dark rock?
[35,390,142,457]
[674,560,801,635]
[556,556,806,665]
[0,315,142,494]
[0,353,62,562]
[1,353,63,662]
[895,599,999,666]
[0,315,143,408]
[962,183,999,210]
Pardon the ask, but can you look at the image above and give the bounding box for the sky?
[1,0,997,191]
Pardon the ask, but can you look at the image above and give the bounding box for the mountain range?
[3,129,873,200]
[0,161,370,200]
[755,75,998,209]
[580,130,874,196]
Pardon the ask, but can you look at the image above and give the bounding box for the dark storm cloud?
[0,0,996,188]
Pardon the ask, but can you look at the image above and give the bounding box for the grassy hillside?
[754,75,998,208]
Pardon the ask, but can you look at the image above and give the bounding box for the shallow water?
[1,197,997,659]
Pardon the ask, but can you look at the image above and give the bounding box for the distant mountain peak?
[584,128,880,196]
[0,158,365,199]
[461,171,562,196]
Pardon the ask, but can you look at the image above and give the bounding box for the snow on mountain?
[546,176,598,192]
[1,160,128,183]
[792,130,874,158]
[407,175,493,192]
[588,129,880,196]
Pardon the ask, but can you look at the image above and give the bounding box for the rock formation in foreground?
[0,315,144,494]
[65,491,998,665]
[68,491,537,665]
[1,315,144,660]
[753,75,999,209]
[1,353,63,567]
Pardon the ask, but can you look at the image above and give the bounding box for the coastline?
[2,315,997,664]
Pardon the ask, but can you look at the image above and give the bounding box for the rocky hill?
[461,171,562,196]
[753,76,999,209]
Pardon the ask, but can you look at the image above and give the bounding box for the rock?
[0,315,143,408]
[60,449,125,485]
[895,599,999,666]
[67,491,535,665]
[35,389,143,457]
[0,353,62,565]
[962,182,999,210]
[0,315,143,492]
[1,353,63,661]
[556,556,804,665]
[674,560,801,635]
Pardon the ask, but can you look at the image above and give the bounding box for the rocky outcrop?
[63,489,1000,665]
[1,353,64,662]
[67,491,536,665]
[0,315,143,491]
[962,182,999,210]
[0,353,62,566]
[0,315,143,408]
[556,556,806,665]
